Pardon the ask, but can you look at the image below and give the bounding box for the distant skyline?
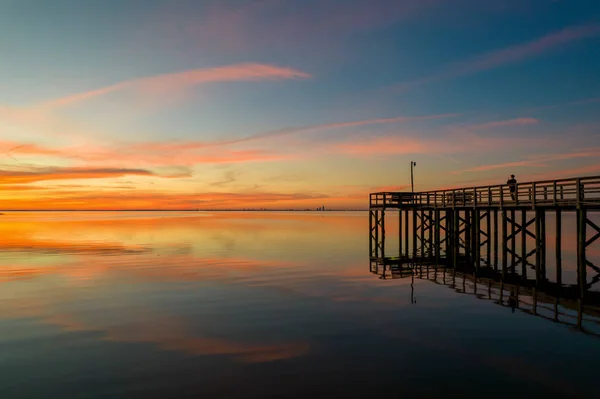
[1,0,599,210]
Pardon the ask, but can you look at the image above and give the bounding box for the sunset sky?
[1,0,599,210]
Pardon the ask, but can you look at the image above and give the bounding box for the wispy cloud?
[1,114,458,167]
[396,24,600,91]
[2,140,290,167]
[226,113,459,145]
[465,117,539,130]
[41,63,311,108]
[325,127,553,157]
[0,167,172,184]
[454,148,600,174]
[525,97,600,112]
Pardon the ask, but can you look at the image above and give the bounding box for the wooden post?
[428,210,434,259]
[511,209,516,272]
[493,209,499,271]
[381,210,386,259]
[375,210,379,258]
[535,209,541,286]
[435,209,441,266]
[474,210,480,270]
[556,210,562,285]
[486,211,491,267]
[399,209,403,257]
[369,210,374,257]
[445,210,451,262]
[465,210,471,263]
[412,209,417,259]
[521,209,527,278]
[502,210,507,278]
[577,208,587,301]
[404,210,409,258]
[420,211,425,258]
[453,210,459,268]
[541,211,546,279]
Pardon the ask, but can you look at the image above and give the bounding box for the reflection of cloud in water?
[0,254,298,283]
[3,301,309,364]
[0,241,151,256]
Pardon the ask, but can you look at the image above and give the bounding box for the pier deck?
[370,175,600,210]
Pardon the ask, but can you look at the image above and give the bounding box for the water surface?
[1,211,600,398]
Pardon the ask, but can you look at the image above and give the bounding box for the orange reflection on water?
[0,211,393,363]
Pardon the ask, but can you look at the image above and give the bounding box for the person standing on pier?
[507,174,517,201]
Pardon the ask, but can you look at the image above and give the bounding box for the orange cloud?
[0,140,66,157]
[0,167,161,184]
[0,190,334,210]
[41,63,311,108]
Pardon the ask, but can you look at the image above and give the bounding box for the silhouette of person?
[507,174,517,201]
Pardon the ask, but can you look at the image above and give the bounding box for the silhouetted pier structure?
[369,176,600,333]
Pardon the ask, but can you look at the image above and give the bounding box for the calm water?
[1,211,600,398]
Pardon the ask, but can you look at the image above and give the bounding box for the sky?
[0,0,599,210]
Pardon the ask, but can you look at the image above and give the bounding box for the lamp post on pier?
[410,161,416,193]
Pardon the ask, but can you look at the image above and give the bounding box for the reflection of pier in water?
[370,259,600,336]
[368,176,600,335]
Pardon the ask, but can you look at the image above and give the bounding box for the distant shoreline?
[0,209,368,212]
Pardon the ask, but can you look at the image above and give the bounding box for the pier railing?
[370,175,600,208]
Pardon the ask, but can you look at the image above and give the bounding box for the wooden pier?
[369,175,600,331]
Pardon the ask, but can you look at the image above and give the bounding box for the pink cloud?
[150,0,440,55]
[1,113,457,167]
[2,139,291,167]
[397,24,600,91]
[0,140,65,157]
[326,129,553,157]
[41,63,311,108]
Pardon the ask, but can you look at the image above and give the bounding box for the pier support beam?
[556,210,562,285]
[493,210,498,271]
[578,208,587,299]
[398,210,403,257]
